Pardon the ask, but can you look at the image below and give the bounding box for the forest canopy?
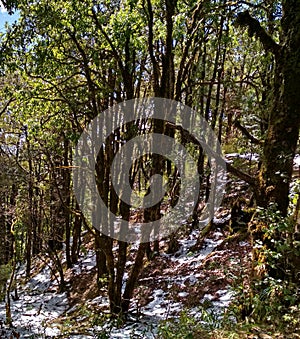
[0,0,300,337]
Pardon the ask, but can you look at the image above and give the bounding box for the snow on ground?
[0,249,98,338]
[0,263,68,338]
[169,229,224,266]
[105,227,240,338]
[72,249,96,274]
[225,152,259,163]
[0,225,246,338]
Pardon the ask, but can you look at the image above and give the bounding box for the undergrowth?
[158,190,300,338]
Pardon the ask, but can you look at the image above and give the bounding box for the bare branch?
[166,121,257,187]
[234,119,262,145]
[0,97,15,118]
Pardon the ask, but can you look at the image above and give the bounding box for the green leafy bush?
[158,310,209,339]
[230,202,300,331]
[157,304,237,339]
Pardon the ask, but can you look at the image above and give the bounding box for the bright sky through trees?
[0,3,19,32]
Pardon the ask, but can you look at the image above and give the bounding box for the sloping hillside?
[0,217,253,338]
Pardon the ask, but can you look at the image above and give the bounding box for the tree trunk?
[25,128,33,278]
[94,230,108,284]
[259,2,300,215]
[237,4,300,216]
[71,202,82,264]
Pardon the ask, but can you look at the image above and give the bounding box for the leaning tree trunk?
[237,2,300,216]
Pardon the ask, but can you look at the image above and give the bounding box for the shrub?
[230,202,300,332]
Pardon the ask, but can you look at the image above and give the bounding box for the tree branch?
[234,119,262,145]
[235,10,280,56]
[238,1,268,12]
[165,121,257,187]
[0,97,15,118]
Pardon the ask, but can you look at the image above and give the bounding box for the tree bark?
[237,4,300,215]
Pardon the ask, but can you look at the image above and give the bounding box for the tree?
[2,0,298,321]
[236,2,300,216]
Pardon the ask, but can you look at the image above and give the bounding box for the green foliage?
[0,0,296,332]
[56,304,112,337]
[230,203,300,332]
[256,203,300,281]
[158,310,209,339]
[157,305,237,339]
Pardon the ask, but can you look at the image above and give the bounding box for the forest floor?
[2,155,300,338]
[0,213,256,338]
[1,216,300,338]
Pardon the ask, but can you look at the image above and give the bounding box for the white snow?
[225,153,259,163]
[107,229,234,338]
[0,262,68,337]
[0,229,236,338]
[294,154,300,166]
[72,250,96,274]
